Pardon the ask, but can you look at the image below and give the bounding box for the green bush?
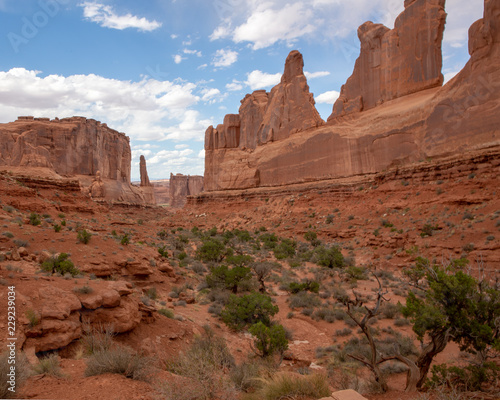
[158,308,174,318]
[206,265,252,294]
[25,309,40,328]
[33,354,62,376]
[288,291,321,309]
[288,281,320,294]
[54,224,62,232]
[158,245,168,258]
[120,233,130,246]
[273,239,296,260]
[196,238,226,263]
[249,322,289,358]
[427,362,500,392]
[221,293,279,331]
[313,245,345,268]
[77,229,92,244]
[259,233,279,249]
[41,253,80,276]
[29,212,41,226]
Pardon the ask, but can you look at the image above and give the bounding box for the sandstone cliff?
[202,0,500,193]
[329,0,447,119]
[169,173,204,208]
[0,117,155,204]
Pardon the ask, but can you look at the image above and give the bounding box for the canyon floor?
[0,160,499,400]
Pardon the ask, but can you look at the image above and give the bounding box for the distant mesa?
[170,173,204,208]
[0,116,156,205]
[202,0,500,193]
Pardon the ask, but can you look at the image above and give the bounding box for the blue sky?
[0,0,484,180]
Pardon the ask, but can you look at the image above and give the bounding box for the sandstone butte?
[169,173,205,208]
[0,116,156,205]
[202,0,500,194]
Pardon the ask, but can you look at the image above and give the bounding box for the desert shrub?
[158,308,174,318]
[73,285,93,294]
[80,324,115,355]
[13,239,28,248]
[120,233,130,245]
[2,231,14,238]
[249,322,289,358]
[273,238,296,260]
[380,302,400,319]
[33,354,62,376]
[54,224,62,232]
[85,346,153,381]
[77,229,92,244]
[41,253,80,276]
[230,361,261,392]
[158,245,168,258]
[163,327,236,398]
[157,229,168,240]
[245,372,330,400]
[25,309,40,328]
[343,266,367,282]
[29,212,41,226]
[206,265,252,294]
[221,293,279,331]
[420,224,440,237]
[145,287,158,300]
[288,291,321,309]
[259,233,279,249]
[335,328,353,337]
[0,351,30,398]
[427,362,500,392]
[313,245,345,268]
[234,229,252,242]
[196,238,226,263]
[288,281,320,294]
[312,307,337,323]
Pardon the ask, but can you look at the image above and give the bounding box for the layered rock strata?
[0,117,155,204]
[202,0,499,193]
[169,173,204,208]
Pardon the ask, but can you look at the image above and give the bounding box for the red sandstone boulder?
[169,173,204,208]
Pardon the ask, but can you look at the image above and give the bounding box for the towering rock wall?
[169,174,204,208]
[0,117,155,204]
[329,0,447,120]
[139,155,156,205]
[205,50,324,191]
[151,180,170,205]
[202,0,500,193]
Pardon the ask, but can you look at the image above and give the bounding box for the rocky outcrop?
[151,179,170,205]
[140,155,151,187]
[169,173,204,208]
[202,0,499,193]
[22,282,141,352]
[329,0,447,119]
[0,117,156,205]
[205,50,323,191]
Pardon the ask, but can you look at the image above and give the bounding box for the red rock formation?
[205,50,323,191]
[151,179,170,205]
[0,117,155,205]
[169,173,204,208]
[202,0,499,193]
[139,155,151,187]
[329,0,447,120]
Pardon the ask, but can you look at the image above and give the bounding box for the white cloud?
[212,49,239,68]
[210,26,231,41]
[315,90,340,104]
[79,2,162,32]
[245,70,281,90]
[201,88,222,102]
[232,3,315,50]
[173,54,185,64]
[198,149,205,159]
[175,144,190,150]
[198,64,208,70]
[305,71,330,79]
[170,34,178,39]
[183,49,202,57]
[226,81,243,91]
[442,0,483,48]
[0,68,204,143]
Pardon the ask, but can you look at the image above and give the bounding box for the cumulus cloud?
[201,88,222,103]
[442,0,483,47]
[212,49,239,68]
[315,90,340,104]
[0,68,204,142]
[232,3,316,50]
[305,71,330,79]
[173,54,185,64]
[79,2,162,32]
[183,49,202,57]
[245,70,281,90]
[226,81,244,91]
